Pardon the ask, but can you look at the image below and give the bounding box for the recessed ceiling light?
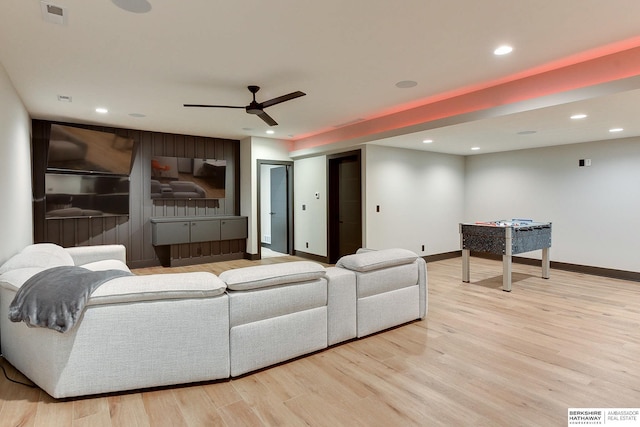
[494,45,513,56]
[471,147,480,151]
[266,130,275,135]
[422,139,433,144]
[395,80,418,88]
[111,0,152,13]
[571,114,587,120]
[609,128,624,133]
[95,107,108,114]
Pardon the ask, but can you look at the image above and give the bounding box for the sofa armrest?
[336,248,418,272]
[65,244,127,266]
[325,267,356,346]
[417,257,428,319]
[88,272,226,305]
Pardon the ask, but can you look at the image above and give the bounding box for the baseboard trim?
[245,252,260,261]
[423,251,460,263]
[127,259,162,269]
[169,253,245,267]
[246,248,638,282]
[548,261,640,282]
[468,251,640,282]
[293,250,330,264]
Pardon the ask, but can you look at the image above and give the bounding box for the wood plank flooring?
[1,256,639,426]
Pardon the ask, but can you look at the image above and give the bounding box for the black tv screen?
[45,173,130,218]
[150,156,226,199]
[47,124,135,176]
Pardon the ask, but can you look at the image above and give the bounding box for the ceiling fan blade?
[261,91,306,108]
[183,104,245,109]
[257,111,278,126]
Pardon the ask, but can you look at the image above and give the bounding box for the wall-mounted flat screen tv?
[45,173,129,218]
[47,124,135,176]
[150,156,226,200]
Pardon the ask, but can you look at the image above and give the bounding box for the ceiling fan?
[184,85,306,126]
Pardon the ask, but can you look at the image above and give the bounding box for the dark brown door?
[328,151,362,263]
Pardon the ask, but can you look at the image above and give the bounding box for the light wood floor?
[1,256,639,426]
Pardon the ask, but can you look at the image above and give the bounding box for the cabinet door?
[190,220,221,243]
[152,221,190,245]
[220,218,248,240]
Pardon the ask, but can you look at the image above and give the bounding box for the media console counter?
[151,216,247,266]
[459,221,552,291]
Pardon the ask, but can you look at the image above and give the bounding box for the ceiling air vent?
[40,1,68,25]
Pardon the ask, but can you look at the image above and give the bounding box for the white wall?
[293,155,327,256]
[239,136,291,255]
[365,145,465,255]
[0,62,32,263]
[465,138,640,272]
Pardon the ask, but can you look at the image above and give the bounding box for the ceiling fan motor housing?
[246,102,263,115]
[246,86,263,114]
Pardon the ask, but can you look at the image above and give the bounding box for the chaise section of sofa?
[0,243,230,398]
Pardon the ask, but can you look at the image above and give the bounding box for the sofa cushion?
[89,272,227,305]
[21,243,68,256]
[336,248,418,273]
[356,263,419,298]
[0,267,46,290]
[0,244,74,275]
[220,261,326,291]
[65,244,127,266]
[80,259,131,273]
[229,279,327,327]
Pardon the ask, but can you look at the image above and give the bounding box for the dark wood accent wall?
[32,119,241,267]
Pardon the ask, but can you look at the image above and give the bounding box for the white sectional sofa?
[0,243,427,398]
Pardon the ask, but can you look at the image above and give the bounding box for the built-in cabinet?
[150,216,247,266]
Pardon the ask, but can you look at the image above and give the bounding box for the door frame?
[327,150,362,264]
[257,159,294,259]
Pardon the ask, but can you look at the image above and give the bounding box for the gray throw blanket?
[9,265,132,333]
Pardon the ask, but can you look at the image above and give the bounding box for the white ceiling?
[2,0,640,155]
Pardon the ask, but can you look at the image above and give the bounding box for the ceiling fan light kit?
[184,85,306,126]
